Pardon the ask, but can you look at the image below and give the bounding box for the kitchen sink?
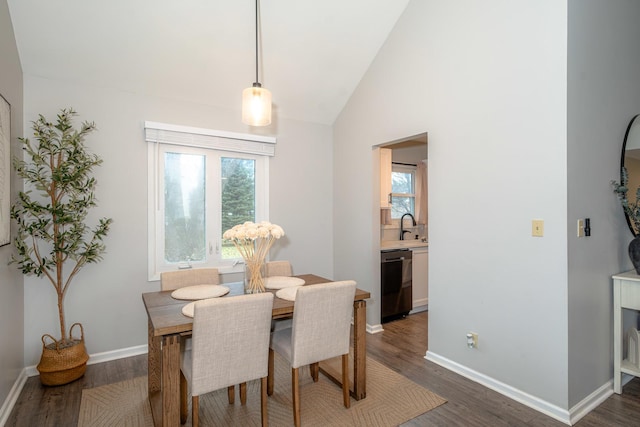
[380,240,428,250]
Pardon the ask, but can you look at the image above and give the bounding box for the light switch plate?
[577,219,584,237]
[532,219,544,237]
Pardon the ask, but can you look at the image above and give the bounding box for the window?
[390,164,416,219]
[146,122,274,280]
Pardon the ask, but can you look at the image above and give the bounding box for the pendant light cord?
[254,0,259,85]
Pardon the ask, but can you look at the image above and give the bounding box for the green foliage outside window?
[221,158,255,258]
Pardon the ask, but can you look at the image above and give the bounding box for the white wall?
[566,0,640,408]
[0,0,24,408]
[21,75,334,366]
[335,0,570,410]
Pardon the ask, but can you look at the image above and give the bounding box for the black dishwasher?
[381,249,412,323]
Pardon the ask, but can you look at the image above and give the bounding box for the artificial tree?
[11,108,112,347]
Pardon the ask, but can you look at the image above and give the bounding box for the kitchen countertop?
[381,240,428,250]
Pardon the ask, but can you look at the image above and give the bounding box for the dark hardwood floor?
[6,311,640,426]
[368,312,640,427]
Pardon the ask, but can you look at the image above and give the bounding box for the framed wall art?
[0,94,10,246]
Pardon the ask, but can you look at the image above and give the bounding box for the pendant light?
[242,0,272,126]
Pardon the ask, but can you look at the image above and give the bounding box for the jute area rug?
[78,354,446,426]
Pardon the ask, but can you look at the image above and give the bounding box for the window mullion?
[208,151,221,264]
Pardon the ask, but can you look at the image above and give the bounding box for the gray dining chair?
[265,260,293,277]
[267,280,356,427]
[160,267,220,291]
[180,292,274,426]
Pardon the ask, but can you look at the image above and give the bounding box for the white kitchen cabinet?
[379,147,392,208]
[411,247,428,310]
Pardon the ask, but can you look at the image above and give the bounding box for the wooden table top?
[142,274,370,337]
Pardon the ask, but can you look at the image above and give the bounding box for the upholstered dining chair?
[267,280,357,427]
[266,260,294,332]
[265,260,293,277]
[160,267,220,291]
[180,293,274,427]
[161,268,222,353]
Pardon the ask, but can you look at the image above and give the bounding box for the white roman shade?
[145,121,276,156]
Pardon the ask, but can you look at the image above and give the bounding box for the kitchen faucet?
[399,213,416,240]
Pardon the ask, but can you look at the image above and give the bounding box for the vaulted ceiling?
[7,0,409,125]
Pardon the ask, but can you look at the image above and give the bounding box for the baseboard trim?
[426,350,572,425]
[367,323,384,334]
[0,368,27,427]
[568,379,612,425]
[409,305,428,315]
[24,344,149,377]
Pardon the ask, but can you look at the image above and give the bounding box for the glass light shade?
[242,85,272,126]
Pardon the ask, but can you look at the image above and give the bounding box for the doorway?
[376,133,428,348]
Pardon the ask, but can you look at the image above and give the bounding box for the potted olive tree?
[11,108,112,385]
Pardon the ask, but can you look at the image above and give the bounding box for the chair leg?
[310,362,319,382]
[228,385,235,404]
[192,395,199,427]
[342,354,350,408]
[261,376,269,427]
[267,348,275,396]
[292,367,301,427]
[240,382,247,405]
[180,371,188,424]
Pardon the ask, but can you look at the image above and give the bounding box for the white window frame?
[146,121,275,281]
[390,164,417,222]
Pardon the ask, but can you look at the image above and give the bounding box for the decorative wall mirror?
[620,114,640,236]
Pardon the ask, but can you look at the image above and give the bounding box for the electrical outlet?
[466,332,478,349]
[577,219,584,237]
[532,219,544,237]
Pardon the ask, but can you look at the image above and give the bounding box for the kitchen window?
[390,164,416,219]
[146,122,274,280]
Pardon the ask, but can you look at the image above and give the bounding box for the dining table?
[142,273,371,427]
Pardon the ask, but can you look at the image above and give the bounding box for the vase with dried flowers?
[612,167,640,273]
[223,221,285,293]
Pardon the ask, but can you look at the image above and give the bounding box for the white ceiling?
[7,0,409,125]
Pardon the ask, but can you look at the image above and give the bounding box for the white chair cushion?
[171,284,229,300]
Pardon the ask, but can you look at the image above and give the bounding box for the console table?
[612,270,640,393]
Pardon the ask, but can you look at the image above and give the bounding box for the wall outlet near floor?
[466,332,478,349]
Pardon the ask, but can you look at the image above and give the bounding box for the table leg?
[613,280,622,394]
[148,319,161,393]
[352,300,367,400]
[148,319,162,427]
[161,334,182,427]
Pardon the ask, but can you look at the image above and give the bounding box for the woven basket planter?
[37,323,89,386]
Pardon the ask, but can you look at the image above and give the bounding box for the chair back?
[290,280,356,368]
[160,268,219,291]
[189,293,274,396]
[265,260,293,277]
